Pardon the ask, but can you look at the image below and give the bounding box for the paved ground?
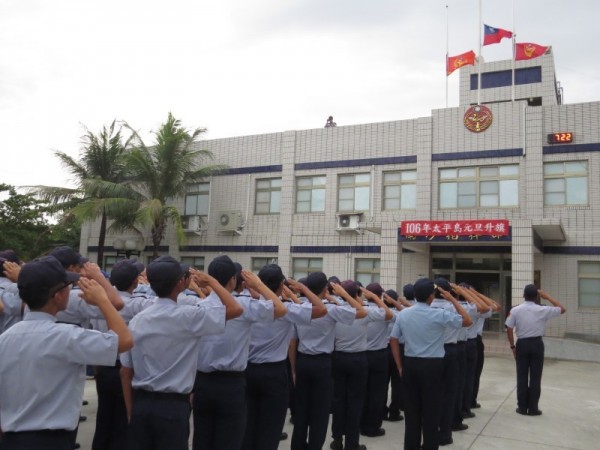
[77,355,600,449]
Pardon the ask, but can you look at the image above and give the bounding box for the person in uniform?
[91,258,154,450]
[242,264,327,450]
[505,285,565,416]
[120,255,243,450]
[390,278,472,450]
[192,256,287,450]
[0,255,133,450]
[290,272,364,450]
[0,254,24,334]
[359,282,394,441]
[329,281,390,450]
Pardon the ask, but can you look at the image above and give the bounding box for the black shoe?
[345,446,367,450]
[461,410,475,419]
[386,412,404,422]
[515,408,528,415]
[452,423,469,431]
[471,402,481,409]
[82,400,89,406]
[73,444,81,450]
[439,437,453,446]
[330,437,343,450]
[360,428,385,437]
[280,432,288,441]
[528,409,543,416]
[79,415,87,422]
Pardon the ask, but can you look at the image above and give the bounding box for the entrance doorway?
[456,272,501,331]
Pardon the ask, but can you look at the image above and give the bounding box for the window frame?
[337,173,371,212]
[184,182,210,217]
[578,261,600,308]
[292,257,323,280]
[543,161,589,207]
[438,164,519,209]
[180,256,205,271]
[295,175,326,213]
[354,258,381,286]
[382,169,417,211]
[255,178,282,215]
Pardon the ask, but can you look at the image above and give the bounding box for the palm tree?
[121,112,226,259]
[31,120,133,267]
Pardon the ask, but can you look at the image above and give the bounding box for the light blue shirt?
[0,312,118,432]
[55,287,104,327]
[248,300,312,364]
[335,304,385,353]
[91,291,155,332]
[390,302,462,358]
[196,292,274,372]
[365,303,391,351]
[296,301,356,355]
[430,298,461,344]
[120,297,226,393]
[505,301,562,339]
[457,301,477,341]
[0,278,22,333]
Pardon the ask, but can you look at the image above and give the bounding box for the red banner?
[400,220,509,237]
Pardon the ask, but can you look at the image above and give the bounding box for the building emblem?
[463,105,493,132]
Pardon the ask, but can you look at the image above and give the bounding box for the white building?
[82,52,600,340]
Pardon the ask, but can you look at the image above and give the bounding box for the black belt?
[134,389,189,402]
[197,370,245,378]
[247,360,286,367]
[3,429,70,436]
[518,336,542,341]
[297,352,331,359]
[444,343,457,347]
[405,356,443,361]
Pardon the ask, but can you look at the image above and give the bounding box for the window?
[104,255,120,272]
[439,164,518,209]
[292,258,323,280]
[180,256,205,270]
[544,161,588,206]
[184,183,210,216]
[355,259,380,286]
[578,262,600,308]
[383,170,416,210]
[255,178,281,214]
[338,173,370,212]
[251,257,278,274]
[296,176,326,213]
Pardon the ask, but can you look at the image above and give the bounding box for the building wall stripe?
[291,246,381,254]
[295,156,417,171]
[180,245,279,253]
[542,142,600,155]
[544,246,600,255]
[432,148,523,162]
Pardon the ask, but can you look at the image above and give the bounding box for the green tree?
[120,112,226,259]
[31,120,132,267]
[0,185,82,261]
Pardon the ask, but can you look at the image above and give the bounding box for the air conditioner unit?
[336,213,363,231]
[217,210,243,232]
[182,215,205,233]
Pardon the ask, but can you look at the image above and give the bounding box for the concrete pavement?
[77,355,600,449]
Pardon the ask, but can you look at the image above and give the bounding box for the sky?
[1,0,600,189]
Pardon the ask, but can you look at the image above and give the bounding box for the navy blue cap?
[402,283,414,300]
[18,256,79,302]
[147,255,184,287]
[110,259,143,291]
[258,264,285,292]
[0,250,22,264]
[434,277,452,294]
[414,278,435,302]
[49,246,86,268]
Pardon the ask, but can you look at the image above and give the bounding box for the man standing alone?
[505,285,565,416]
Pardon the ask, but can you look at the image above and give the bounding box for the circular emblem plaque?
[463,105,493,133]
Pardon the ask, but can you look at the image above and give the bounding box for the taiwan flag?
[483,24,513,45]
[446,50,476,76]
[515,43,550,61]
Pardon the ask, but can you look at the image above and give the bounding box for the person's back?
[0,256,132,450]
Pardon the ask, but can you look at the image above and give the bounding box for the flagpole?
[511,0,515,102]
[477,0,482,105]
[446,4,449,108]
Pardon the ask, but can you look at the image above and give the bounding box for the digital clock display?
[547,132,573,144]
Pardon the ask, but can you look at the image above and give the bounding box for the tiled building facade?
[82,52,600,339]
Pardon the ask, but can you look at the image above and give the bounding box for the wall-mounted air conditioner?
[217,210,243,232]
[182,215,206,233]
[336,213,363,232]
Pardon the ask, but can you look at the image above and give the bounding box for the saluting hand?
[192,271,215,289]
[240,270,264,290]
[80,262,103,281]
[2,261,21,282]
[78,278,110,306]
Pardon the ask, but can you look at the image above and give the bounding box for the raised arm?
[330,283,367,319]
[242,270,287,319]
[193,271,243,320]
[287,278,327,319]
[439,287,472,327]
[538,289,566,314]
[78,277,133,353]
[81,262,124,311]
[361,287,394,320]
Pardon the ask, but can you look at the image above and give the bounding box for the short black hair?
[208,255,237,287]
[258,264,285,293]
[305,271,328,296]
